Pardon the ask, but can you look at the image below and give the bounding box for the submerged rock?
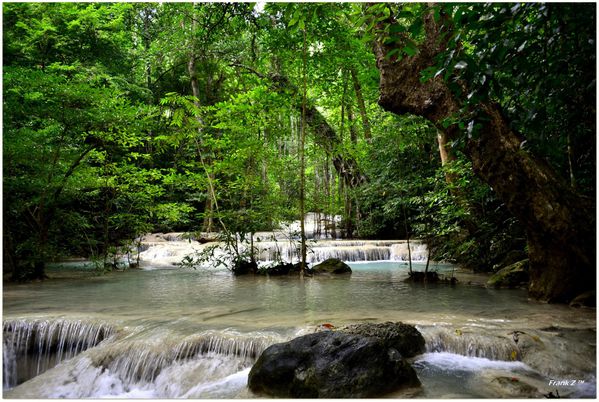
[248,331,420,398]
[312,258,352,275]
[487,259,529,288]
[476,371,544,398]
[340,321,426,358]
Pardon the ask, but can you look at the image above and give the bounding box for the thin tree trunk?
[424,247,431,274]
[299,27,308,275]
[437,130,455,167]
[347,102,357,144]
[340,71,348,140]
[402,203,413,275]
[187,6,220,237]
[188,60,215,234]
[350,68,372,141]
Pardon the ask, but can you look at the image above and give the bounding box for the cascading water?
[3,260,595,398]
[3,319,116,388]
[420,325,517,361]
[3,318,288,398]
[254,240,428,263]
[137,233,429,268]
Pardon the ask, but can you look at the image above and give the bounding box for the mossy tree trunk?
[373,10,595,303]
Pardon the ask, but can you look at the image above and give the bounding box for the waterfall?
[254,240,428,263]
[3,319,116,388]
[137,235,429,268]
[4,319,287,398]
[90,330,284,385]
[419,326,519,361]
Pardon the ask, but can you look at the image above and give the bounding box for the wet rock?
[257,262,314,276]
[312,258,352,275]
[492,376,540,397]
[232,259,258,276]
[514,328,596,380]
[492,249,528,272]
[569,290,596,308]
[248,331,420,398]
[487,259,529,288]
[340,321,426,358]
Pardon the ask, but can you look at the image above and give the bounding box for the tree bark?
[187,11,215,233]
[436,130,454,168]
[373,10,595,303]
[350,68,372,141]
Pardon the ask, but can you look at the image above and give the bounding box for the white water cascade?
[420,325,518,361]
[255,240,428,263]
[3,319,116,389]
[3,318,288,398]
[137,233,428,268]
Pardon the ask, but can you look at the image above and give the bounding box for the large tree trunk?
[373,11,595,303]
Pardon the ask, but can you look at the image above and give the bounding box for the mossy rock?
[340,321,425,358]
[487,259,529,288]
[312,258,352,275]
[248,331,420,398]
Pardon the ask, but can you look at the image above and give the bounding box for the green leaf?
[402,43,418,57]
[385,48,401,60]
[389,24,406,33]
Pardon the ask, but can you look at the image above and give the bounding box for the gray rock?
[312,258,352,275]
[248,331,420,398]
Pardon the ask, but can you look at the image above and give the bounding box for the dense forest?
[3,3,595,303]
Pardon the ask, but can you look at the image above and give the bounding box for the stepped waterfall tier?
[3,319,116,388]
[137,233,428,268]
[3,318,287,398]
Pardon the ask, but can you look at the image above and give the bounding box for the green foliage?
[3,3,593,278]
[428,3,595,194]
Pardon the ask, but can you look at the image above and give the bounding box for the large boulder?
[487,259,529,288]
[248,331,420,398]
[340,321,425,358]
[312,258,352,275]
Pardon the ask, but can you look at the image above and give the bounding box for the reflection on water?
[3,261,596,398]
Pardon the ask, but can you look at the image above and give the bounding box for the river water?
[3,239,596,398]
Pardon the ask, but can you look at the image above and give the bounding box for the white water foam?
[138,237,429,269]
[415,352,531,372]
[3,319,286,399]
